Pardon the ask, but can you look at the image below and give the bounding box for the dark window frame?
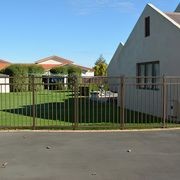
[137,61,159,90]
[145,16,150,37]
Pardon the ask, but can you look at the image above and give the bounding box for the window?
[145,16,150,37]
[138,64,145,89]
[137,61,159,90]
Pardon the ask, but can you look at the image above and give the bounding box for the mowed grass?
[0,90,73,127]
[0,90,179,129]
[0,90,121,128]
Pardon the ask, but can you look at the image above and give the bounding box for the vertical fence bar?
[120,76,125,129]
[32,75,36,130]
[162,75,167,128]
[73,76,79,129]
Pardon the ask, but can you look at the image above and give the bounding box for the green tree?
[3,64,45,92]
[3,64,29,92]
[67,65,82,76]
[27,65,44,91]
[93,55,108,76]
[50,66,68,75]
[3,64,28,76]
[28,65,44,75]
[66,65,82,89]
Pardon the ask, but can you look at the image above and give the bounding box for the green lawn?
[0,90,73,127]
[0,90,179,129]
[0,90,121,128]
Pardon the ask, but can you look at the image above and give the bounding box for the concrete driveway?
[0,130,180,180]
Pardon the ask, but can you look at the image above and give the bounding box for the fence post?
[120,76,125,129]
[73,76,79,129]
[162,75,167,128]
[32,75,36,130]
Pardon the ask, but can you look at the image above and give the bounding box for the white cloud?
[68,0,136,15]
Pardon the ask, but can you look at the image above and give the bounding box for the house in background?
[0,74,10,93]
[35,55,94,77]
[35,55,94,89]
[0,59,11,93]
[35,55,74,75]
[108,3,180,120]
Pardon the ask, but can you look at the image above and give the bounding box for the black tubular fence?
[0,75,180,130]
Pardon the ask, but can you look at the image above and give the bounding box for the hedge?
[2,64,44,92]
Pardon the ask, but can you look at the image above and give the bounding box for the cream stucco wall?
[39,60,62,65]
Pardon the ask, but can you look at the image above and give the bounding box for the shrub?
[3,64,45,92]
[28,65,44,75]
[3,64,29,92]
[50,65,82,90]
[28,76,44,91]
[67,65,82,76]
[67,66,82,90]
[28,65,44,91]
[3,64,28,76]
[50,66,68,75]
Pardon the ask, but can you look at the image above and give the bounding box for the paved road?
[0,130,180,180]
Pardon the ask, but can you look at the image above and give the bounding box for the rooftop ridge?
[147,3,180,28]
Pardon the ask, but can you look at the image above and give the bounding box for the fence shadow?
[2,97,120,124]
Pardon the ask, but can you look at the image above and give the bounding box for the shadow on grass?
[2,97,121,124]
[2,96,165,124]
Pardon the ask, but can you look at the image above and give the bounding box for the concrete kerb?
[0,127,180,133]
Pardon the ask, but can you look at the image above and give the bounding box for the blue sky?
[0,0,179,67]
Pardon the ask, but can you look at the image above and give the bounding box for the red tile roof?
[39,64,66,71]
[0,59,11,70]
[0,63,9,70]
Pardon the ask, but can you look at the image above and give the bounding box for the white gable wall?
[108,4,180,119]
[107,42,124,92]
[114,4,180,77]
[108,42,124,77]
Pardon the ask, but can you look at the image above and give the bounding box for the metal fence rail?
[0,75,179,129]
